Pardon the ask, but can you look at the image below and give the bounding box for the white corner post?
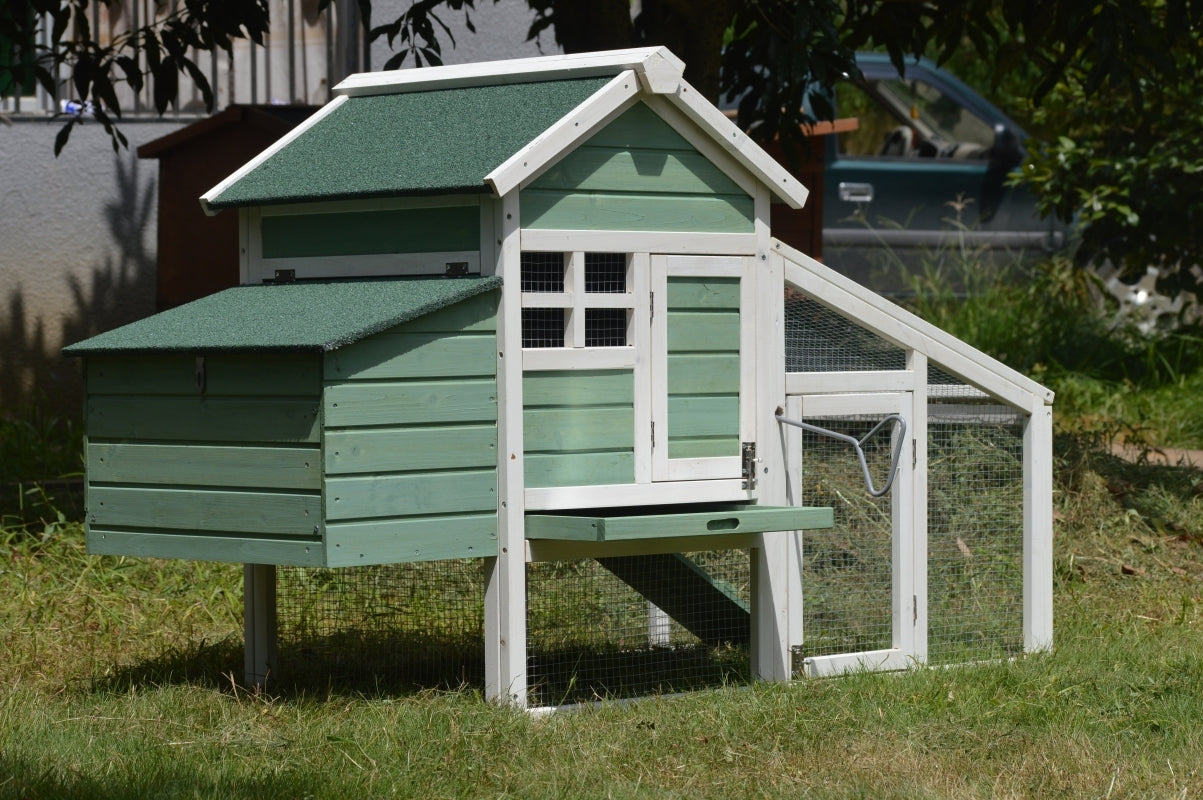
[901,351,928,665]
[485,190,528,706]
[1023,402,1055,651]
[243,563,277,688]
[750,227,791,681]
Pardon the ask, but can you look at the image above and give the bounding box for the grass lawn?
[1,437,1200,800]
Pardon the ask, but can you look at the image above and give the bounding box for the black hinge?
[649,290,654,322]
[741,442,757,490]
[445,261,469,276]
[270,268,296,284]
[650,421,655,450]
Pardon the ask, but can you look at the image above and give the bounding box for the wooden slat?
[326,333,495,380]
[531,146,744,196]
[89,486,321,535]
[665,277,740,309]
[524,451,635,488]
[667,395,739,438]
[522,369,634,406]
[523,406,634,451]
[667,353,739,395]
[261,205,480,258]
[383,291,498,334]
[323,379,496,427]
[521,190,754,234]
[325,470,496,520]
[526,505,832,541]
[88,354,320,397]
[87,528,327,566]
[88,443,321,490]
[666,311,739,352]
[88,396,319,443]
[324,513,497,565]
[586,101,692,150]
[667,436,739,460]
[324,425,496,475]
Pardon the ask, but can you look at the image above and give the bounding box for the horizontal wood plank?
[323,379,496,427]
[531,146,744,196]
[524,451,634,488]
[324,513,497,565]
[667,353,739,395]
[87,528,327,566]
[522,370,634,406]
[324,425,496,474]
[665,277,740,310]
[666,311,740,353]
[667,395,739,438]
[521,190,754,234]
[525,505,833,541]
[88,354,320,397]
[88,443,321,490]
[325,333,495,381]
[325,470,496,520]
[88,396,320,443]
[393,292,497,334]
[89,486,321,536]
[666,436,739,460]
[523,406,634,451]
[587,101,693,151]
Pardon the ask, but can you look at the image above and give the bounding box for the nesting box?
[65,47,1053,705]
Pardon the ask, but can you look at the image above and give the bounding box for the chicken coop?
[65,47,1052,708]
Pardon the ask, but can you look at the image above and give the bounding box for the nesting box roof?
[63,276,500,356]
[201,47,808,214]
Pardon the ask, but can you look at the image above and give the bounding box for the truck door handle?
[838,182,875,203]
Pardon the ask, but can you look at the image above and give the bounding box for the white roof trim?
[485,71,641,198]
[775,238,1054,409]
[334,46,685,98]
[198,93,350,216]
[662,81,809,209]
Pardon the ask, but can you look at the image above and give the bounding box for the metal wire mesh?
[275,561,486,693]
[796,417,895,662]
[526,551,751,707]
[584,308,628,347]
[784,289,907,372]
[926,377,1025,664]
[585,253,627,293]
[520,251,565,292]
[522,307,566,348]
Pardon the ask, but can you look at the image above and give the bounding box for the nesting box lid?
[63,275,500,356]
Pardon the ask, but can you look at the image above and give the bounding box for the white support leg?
[751,533,792,680]
[1023,403,1055,651]
[243,563,277,688]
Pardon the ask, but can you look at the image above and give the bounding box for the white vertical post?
[243,563,277,688]
[785,394,805,651]
[750,234,790,681]
[485,190,528,706]
[1023,403,1054,651]
[900,352,928,664]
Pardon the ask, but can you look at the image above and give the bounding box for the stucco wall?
[1,119,187,415]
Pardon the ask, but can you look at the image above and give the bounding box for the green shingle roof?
[63,276,500,356]
[204,77,612,209]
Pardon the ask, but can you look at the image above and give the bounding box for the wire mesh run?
[796,416,895,662]
[584,308,628,347]
[526,551,751,707]
[784,289,907,372]
[584,253,628,293]
[520,251,565,292]
[926,378,1025,664]
[275,561,486,694]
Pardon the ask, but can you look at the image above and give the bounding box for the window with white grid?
[521,252,634,349]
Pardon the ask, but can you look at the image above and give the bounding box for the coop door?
[651,255,754,482]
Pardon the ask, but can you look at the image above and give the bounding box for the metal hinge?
[194,356,207,394]
[445,261,469,276]
[649,290,654,322]
[270,268,296,284]
[741,441,758,490]
[650,421,655,450]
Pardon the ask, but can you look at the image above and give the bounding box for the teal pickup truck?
[817,53,1069,290]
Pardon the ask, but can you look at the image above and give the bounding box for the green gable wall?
[521,102,754,233]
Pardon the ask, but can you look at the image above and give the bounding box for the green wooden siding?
[666,277,741,460]
[84,352,323,564]
[523,370,635,488]
[522,102,753,233]
[261,205,480,259]
[320,294,499,562]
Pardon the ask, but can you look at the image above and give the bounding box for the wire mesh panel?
[525,551,751,707]
[521,252,566,292]
[795,417,895,662]
[584,308,628,347]
[926,378,1025,664]
[584,253,627,293]
[784,289,907,372]
[276,562,486,693]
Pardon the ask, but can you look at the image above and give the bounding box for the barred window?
[520,251,633,349]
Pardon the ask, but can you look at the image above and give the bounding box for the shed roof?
[63,276,500,356]
[201,77,612,211]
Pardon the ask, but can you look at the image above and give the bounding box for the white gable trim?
[334,47,685,98]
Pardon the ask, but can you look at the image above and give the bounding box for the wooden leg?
[243,563,277,689]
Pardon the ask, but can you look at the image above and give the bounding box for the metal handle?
[838,181,875,203]
[777,412,907,497]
